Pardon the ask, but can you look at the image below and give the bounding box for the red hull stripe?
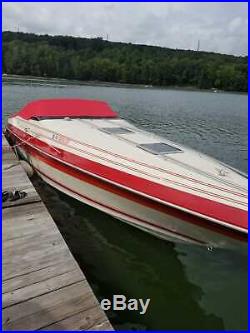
[8,124,248,231]
[34,164,206,245]
[10,131,247,242]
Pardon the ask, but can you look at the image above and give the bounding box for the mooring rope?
[2,134,33,153]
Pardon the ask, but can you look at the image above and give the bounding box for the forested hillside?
[3,31,248,91]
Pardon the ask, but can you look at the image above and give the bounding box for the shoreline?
[3,74,247,95]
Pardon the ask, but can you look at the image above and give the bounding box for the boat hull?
[9,131,246,250]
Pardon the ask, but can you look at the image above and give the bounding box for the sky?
[2,2,248,56]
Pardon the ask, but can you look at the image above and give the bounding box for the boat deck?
[2,135,113,330]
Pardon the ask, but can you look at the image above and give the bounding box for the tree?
[2,31,248,92]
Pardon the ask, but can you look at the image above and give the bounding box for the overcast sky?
[2,2,248,56]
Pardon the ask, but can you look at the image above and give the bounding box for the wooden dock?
[2,135,113,331]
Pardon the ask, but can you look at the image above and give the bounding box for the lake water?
[2,80,248,330]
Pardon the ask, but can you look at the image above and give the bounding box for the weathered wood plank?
[3,282,99,330]
[2,163,41,208]
[3,249,73,281]
[3,269,84,308]
[3,259,79,294]
[3,221,56,242]
[2,135,40,207]
[3,203,62,243]
[41,305,113,331]
[3,202,56,231]
[3,231,64,254]
[2,152,17,162]
[2,134,113,331]
[2,135,16,162]
[88,320,114,331]
[3,237,66,265]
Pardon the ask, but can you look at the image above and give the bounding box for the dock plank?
[3,259,79,294]
[3,269,84,308]
[3,163,41,208]
[41,306,113,331]
[3,282,100,330]
[3,203,58,238]
[2,135,17,162]
[2,134,113,331]
[3,249,72,282]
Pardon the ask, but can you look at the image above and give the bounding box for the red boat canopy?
[16,99,118,120]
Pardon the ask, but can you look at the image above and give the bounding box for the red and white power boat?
[6,99,248,249]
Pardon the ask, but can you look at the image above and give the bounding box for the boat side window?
[138,142,182,155]
[100,127,133,135]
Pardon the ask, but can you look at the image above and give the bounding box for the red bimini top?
[15,99,118,120]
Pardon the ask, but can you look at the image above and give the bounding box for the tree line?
[3,31,248,92]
